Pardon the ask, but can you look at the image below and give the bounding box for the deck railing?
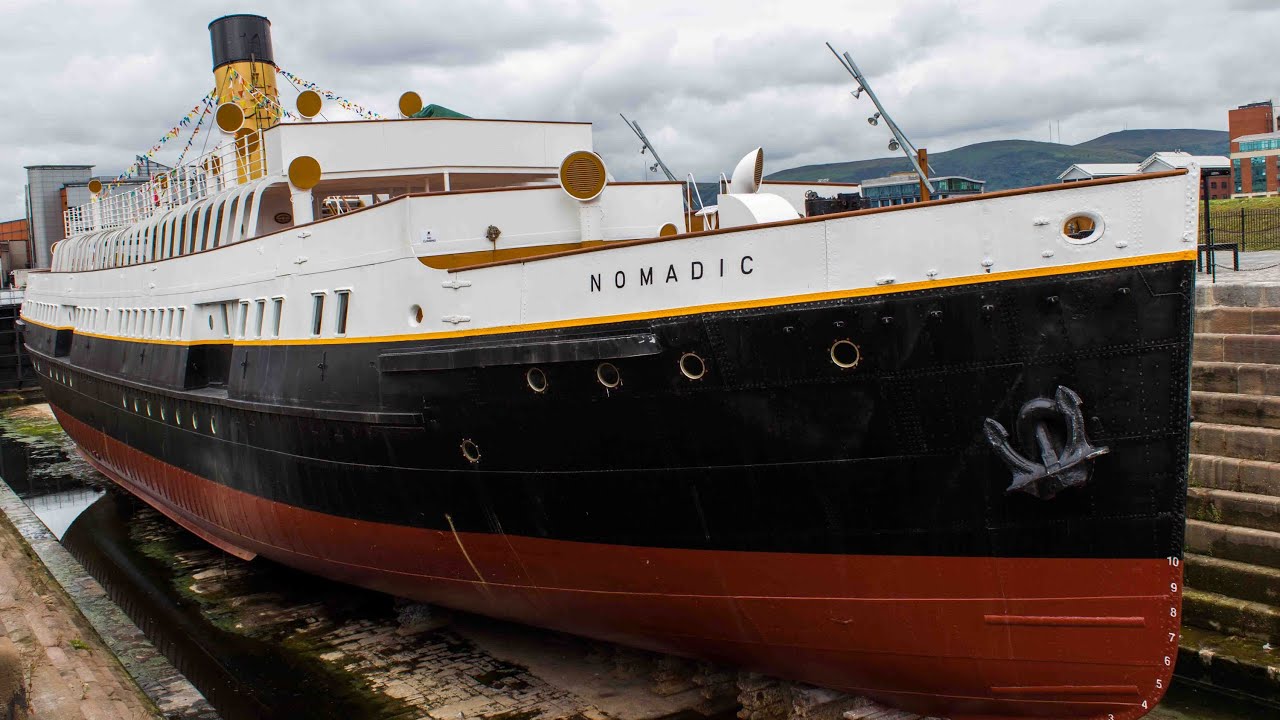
[63,130,270,237]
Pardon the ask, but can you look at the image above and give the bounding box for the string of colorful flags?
[104,68,384,192]
[225,66,299,122]
[277,68,384,119]
[110,91,217,184]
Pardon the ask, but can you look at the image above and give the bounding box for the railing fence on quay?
[1199,207,1280,253]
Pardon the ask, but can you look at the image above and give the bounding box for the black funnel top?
[209,14,274,70]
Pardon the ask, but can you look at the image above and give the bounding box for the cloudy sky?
[3,0,1279,219]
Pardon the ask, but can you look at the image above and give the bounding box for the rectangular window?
[218,303,231,338]
[311,293,325,336]
[1233,159,1243,194]
[176,308,185,337]
[166,308,175,338]
[334,290,350,336]
[254,299,266,337]
[1251,157,1267,193]
[271,297,283,338]
[237,300,250,339]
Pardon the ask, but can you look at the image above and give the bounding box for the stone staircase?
[1178,283,1280,705]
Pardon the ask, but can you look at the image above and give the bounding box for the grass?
[1210,196,1280,210]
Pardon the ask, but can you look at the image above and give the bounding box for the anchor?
[983,386,1109,500]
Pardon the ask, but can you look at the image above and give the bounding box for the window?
[175,308,185,337]
[334,290,350,336]
[254,299,266,337]
[310,293,325,336]
[1251,157,1267,194]
[1234,159,1243,194]
[237,300,250,339]
[270,297,283,338]
[218,303,231,338]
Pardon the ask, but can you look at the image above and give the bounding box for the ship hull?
[25,256,1193,719]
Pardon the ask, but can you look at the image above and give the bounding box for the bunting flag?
[109,90,217,185]
[225,66,299,122]
[276,67,383,119]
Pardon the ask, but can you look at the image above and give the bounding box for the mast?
[826,42,933,194]
[620,114,677,182]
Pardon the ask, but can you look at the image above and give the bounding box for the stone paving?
[0,486,173,720]
[1199,249,1280,284]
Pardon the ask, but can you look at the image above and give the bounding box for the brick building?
[1228,100,1280,197]
[0,218,30,287]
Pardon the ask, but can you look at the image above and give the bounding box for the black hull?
[24,259,1194,561]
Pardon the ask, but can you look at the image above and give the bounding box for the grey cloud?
[2,0,1278,222]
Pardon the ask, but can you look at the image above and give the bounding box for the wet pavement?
[0,403,1275,720]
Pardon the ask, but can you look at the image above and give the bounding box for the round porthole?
[1062,212,1104,245]
[596,362,621,389]
[175,409,182,426]
[830,339,862,369]
[526,367,548,393]
[146,401,152,417]
[191,412,198,429]
[678,352,707,381]
[460,438,481,464]
[408,304,424,327]
[210,416,217,435]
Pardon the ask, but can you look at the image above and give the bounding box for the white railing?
[64,129,270,237]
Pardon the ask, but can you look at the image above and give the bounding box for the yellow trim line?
[25,250,1195,348]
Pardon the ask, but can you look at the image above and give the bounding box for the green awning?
[410,104,471,119]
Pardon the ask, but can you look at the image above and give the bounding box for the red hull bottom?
[54,406,1182,720]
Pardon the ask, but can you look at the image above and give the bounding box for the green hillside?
[765,129,1229,192]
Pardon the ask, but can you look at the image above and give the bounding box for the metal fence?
[1199,208,1280,253]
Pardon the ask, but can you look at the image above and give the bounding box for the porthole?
[408,304,424,327]
[460,438,481,464]
[210,416,217,435]
[191,412,198,429]
[829,339,861,369]
[133,399,140,412]
[121,395,127,409]
[146,401,152,417]
[175,408,182,426]
[160,407,166,421]
[1062,212,1103,245]
[678,352,706,381]
[596,362,621,389]
[526,367,548,393]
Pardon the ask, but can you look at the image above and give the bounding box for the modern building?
[859,172,984,207]
[1228,100,1280,197]
[1139,152,1232,199]
[0,218,30,287]
[22,159,164,269]
[1057,164,1140,183]
[1057,152,1231,199]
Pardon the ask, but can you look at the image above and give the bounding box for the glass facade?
[1233,159,1243,193]
[1239,137,1280,152]
[1252,156,1268,193]
[861,177,984,208]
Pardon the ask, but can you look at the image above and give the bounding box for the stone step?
[1190,422,1280,463]
[1193,333,1280,364]
[1192,361,1280,396]
[1196,282,1280,309]
[1185,552,1280,607]
[1190,454,1280,497]
[1191,391,1280,429]
[1195,306,1280,335]
[1183,587,1280,643]
[1176,625,1280,709]
[1187,487,1280,533]
[1185,519,1280,570]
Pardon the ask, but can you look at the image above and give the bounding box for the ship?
[20,14,1195,720]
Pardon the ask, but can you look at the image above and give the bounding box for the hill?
[764,128,1228,192]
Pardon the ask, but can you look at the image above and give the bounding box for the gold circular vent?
[399,91,423,117]
[288,156,322,190]
[753,149,764,187]
[215,102,245,133]
[296,89,323,119]
[559,151,608,201]
[87,179,102,195]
